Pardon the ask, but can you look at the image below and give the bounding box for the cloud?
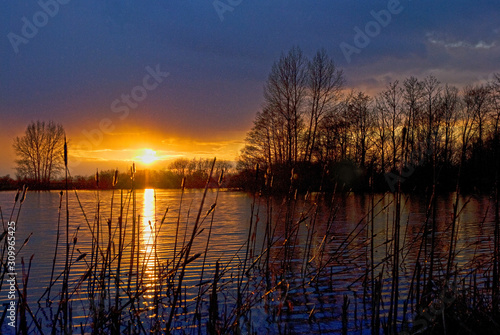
[427,32,497,50]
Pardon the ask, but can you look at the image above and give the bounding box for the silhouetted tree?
[13,120,65,185]
[439,84,459,167]
[492,74,500,136]
[169,158,190,176]
[470,84,492,147]
[303,49,344,163]
[240,107,276,167]
[422,75,442,167]
[264,46,307,164]
[240,49,500,192]
[346,90,373,168]
[316,104,347,164]
[459,86,479,164]
[374,81,403,173]
[402,76,425,163]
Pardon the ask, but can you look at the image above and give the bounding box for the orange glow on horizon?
[66,130,246,175]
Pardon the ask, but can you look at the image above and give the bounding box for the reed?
[2,158,500,334]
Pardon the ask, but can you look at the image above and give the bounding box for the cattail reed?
[62,135,70,333]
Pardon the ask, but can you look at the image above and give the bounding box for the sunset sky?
[1,0,499,176]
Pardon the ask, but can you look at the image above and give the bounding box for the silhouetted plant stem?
[207,261,220,335]
[173,176,185,268]
[127,164,136,296]
[165,158,215,334]
[493,131,500,315]
[63,138,70,333]
[195,169,223,331]
[47,191,63,303]
[388,127,405,334]
[342,294,349,335]
[370,176,376,334]
[112,189,124,334]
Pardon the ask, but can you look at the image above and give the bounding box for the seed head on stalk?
[113,169,118,187]
[218,168,224,186]
[64,137,68,168]
[20,185,28,204]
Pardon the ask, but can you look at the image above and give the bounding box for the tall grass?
[1,158,500,334]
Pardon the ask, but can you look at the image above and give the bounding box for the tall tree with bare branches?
[264,46,307,165]
[13,120,65,185]
[303,49,344,163]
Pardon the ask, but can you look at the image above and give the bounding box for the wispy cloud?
[427,32,496,50]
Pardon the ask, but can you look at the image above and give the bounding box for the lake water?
[0,189,497,334]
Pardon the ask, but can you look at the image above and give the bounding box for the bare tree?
[13,120,65,185]
[439,85,459,167]
[239,107,277,168]
[315,101,351,164]
[346,91,373,168]
[169,158,190,176]
[264,46,307,164]
[491,74,500,136]
[468,84,492,146]
[377,81,403,172]
[402,76,425,161]
[460,85,481,162]
[303,49,344,163]
[422,75,443,166]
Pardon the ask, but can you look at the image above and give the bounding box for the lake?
[0,189,497,334]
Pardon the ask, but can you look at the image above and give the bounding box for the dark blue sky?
[1,0,499,175]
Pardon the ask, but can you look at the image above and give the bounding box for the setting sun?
[138,149,158,165]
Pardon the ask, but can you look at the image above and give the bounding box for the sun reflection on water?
[141,188,158,296]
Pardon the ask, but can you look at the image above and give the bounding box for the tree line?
[239,47,500,192]
[76,158,233,189]
[7,130,236,190]
[7,48,500,193]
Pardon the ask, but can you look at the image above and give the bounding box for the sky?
[1,0,499,176]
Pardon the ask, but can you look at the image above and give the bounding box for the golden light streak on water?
[141,188,158,298]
